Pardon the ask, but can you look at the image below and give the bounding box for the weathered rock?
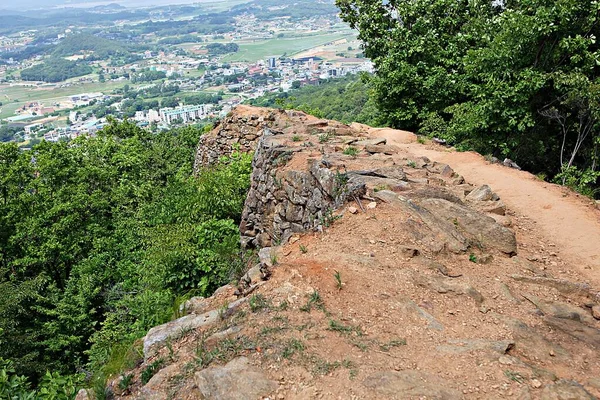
[372,165,407,181]
[412,273,484,305]
[364,144,399,155]
[352,138,387,146]
[358,176,410,193]
[543,316,600,347]
[396,298,444,331]
[402,186,463,204]
[593,305,600,320]
[503,158,522,170]
[399,245,420,258]
[420,198,517,255]
[522,294,597,325]
[436,339,514,355]
[75,389,93,400]
[479,200,507,215]
[493,313,570,361]
[194,357,278,400]
[140,364,180,400]
[540,380,595,400]
[465,185,499,202]
[373,190,401,203]
[510,275,599,302]
[182,297,210,315]
[258,247,274,266]
[143,298,247,359]
[362,370,462,399]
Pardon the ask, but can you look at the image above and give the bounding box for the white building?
[159,104,213,125]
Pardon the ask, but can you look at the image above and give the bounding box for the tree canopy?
[337,0,600,194]
[0,121,253,388]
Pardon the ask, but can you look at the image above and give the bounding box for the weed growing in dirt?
[374,184,390,192]
[249,294,270,312]
[311,357,357,376]
[141,358,164,384]
[328,320,363,336]
[406,160,417,168]
[313,359,341,375]
[320,208,342,228]
[343,146,359,157]
[300,291,325,312]
[417,136,427,144]
[469,253,477,263]
[299,244,308,254]
[195,335,256,368]
[270,253,278,266]
[218,302,230,320]
[166,339,175,362]
[334,270,343,290]
[504,370,525,383]
[118,373,133,392]
[282,339,305,359]
[292,134,302,142]
[318,132,333,143]
[379,338,407,352]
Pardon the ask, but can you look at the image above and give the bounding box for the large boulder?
[540,380,596,400]
[362,370,462,399]
[420,198,517,255]
[194,357,278,400]
[143,298,247,359]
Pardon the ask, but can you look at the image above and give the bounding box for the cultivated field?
[221,32,355,62]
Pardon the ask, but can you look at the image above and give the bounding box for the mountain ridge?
[91,105,600,400]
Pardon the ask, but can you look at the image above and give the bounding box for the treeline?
[158,34,204,45]
[0,125,23,143]
[20,57,93,82]
[0,121,253,392]
[206,42,239,55]
[249,75,386,127]
[130,69,167,83]
[52,34,132,60]
[2,33,146,63]
[337,0,600,195]
[231,0,339,21]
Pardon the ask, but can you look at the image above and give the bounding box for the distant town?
[0,0,372,145]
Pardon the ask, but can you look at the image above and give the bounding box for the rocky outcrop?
[194,357,278,400]
[193,107,281,171]
[108,106,600,400]
[194,105,518,254]
[239,129,366,248]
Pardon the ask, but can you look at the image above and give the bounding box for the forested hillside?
[20,57,94,82]
[0,121,253,396]
[248,76,387,128]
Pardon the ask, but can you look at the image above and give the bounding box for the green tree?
[336,0,600,193]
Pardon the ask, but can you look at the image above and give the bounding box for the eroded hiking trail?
[103,106,600,400]
[370,127,600,289]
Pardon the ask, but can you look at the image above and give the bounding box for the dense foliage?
[20,57,93,83]
[0,126,22,143]
[52,34,132,60]
[337,0,600,195]
[248,75,386,127]
[0,121,253,388]
[206,43,239,55]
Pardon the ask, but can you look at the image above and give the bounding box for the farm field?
[221,31,355,62]
[0,80,130,120]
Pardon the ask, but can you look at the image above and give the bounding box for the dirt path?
[369,127,600,287]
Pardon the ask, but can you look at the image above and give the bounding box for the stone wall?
[193,107,283,173]
[239,128,365,248]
